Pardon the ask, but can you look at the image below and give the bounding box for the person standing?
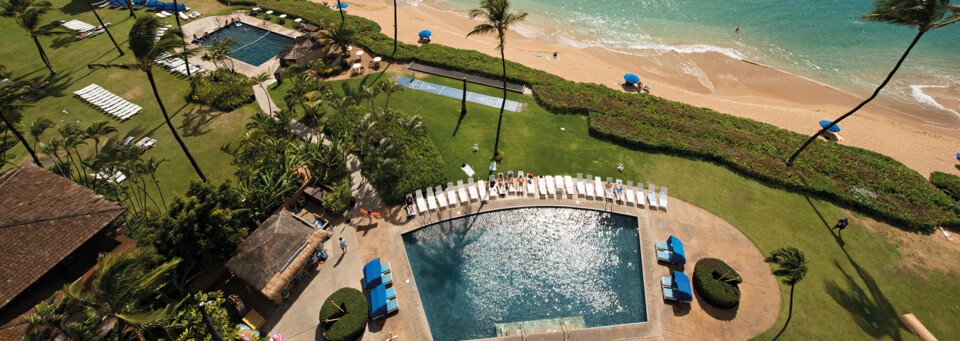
[339,237,347,253]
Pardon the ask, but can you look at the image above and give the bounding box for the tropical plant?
[202,37,238,72]
[62,247,181,340]
[467,0,527,161]
[84,120,117,155]
[1,0,68,74]
[23,293,100,340]
[318,288,368,341]
[89,16,206,182]
[786,0,960,166]
[765,247,809,341]
[0,79,42,166]
[358,84,380,108]
[251,72,273,113]
[398,115,425,136]
[379,80,404,109]
[321,23,356,56]
[169,291,238,340]
[27,116,53,153]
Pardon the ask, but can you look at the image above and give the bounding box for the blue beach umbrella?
[623,73,640,84]
[956,153,960,162]
[819,120,841,133]
[336,3,348,8]
[419,30,432,38]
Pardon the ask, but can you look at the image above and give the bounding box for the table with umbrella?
[352,63,363,75]
[623,73,640,85]
[819,120,841,133]
[371,56,382,69]
[419,30,432,42]
[279,14,287,18]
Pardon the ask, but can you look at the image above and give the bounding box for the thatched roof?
[226,210,328,301]
[0,164,126,310]
[277,35,323,60]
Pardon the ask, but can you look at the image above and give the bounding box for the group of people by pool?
[191,18,242,44]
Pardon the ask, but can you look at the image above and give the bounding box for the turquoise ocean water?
[402,0,960,128]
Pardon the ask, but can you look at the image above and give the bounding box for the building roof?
[0,164,126,310]
[226,210,327,301]
[277,35,323,60]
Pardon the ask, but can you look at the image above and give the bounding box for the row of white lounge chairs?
[74,84,142,120]
[406,172,668,216]
[155,52,207,77]
[61,19,98,33]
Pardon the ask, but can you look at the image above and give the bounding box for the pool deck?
[180,12,302,76]
[352,187,781,341]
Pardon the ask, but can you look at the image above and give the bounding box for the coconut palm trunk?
[392,0,397,56]
[124,0,136,18]
[772,284,796,341]
[172,0,190,77]
[31,35,54,73]
[336,0,345,22]
[146,69,206,181]
[786,31,923,166]
[86,0,123,56]
[492,42,506,160]
[0,113,42,166]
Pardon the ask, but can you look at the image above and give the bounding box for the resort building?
[0,164,128,338]
[277,34,328,68]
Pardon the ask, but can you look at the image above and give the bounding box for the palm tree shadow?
[823,253,903,340]
[403,214,481,303]
[178,105,219,137]
[804,195,844,247]
[452,111,466,136]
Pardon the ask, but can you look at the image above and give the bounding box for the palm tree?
[140,156,167,207]
[202,37,237,72]
[28,117,53,153]
[765,247,809,341]
[250,72,273,114]
[85,0,123,56]
[786,0,960,166]
[359,84,381,108]
[62,247,180,340]
[1,0,66,74]
[321,24,356,59]
[467,0,526,161]
[0,80,42,166]
[335,0,345,22]
[172,0,189,77]
[84,120,117,155]
[89,16,207,182]
[399,115,425,136]
[41,137,68,174]
[380,80,404,109]
[123,0,136,18]
[392,0,398,55]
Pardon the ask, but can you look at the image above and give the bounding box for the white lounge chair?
[516,170,525,194]
[554,175,564,196]
[585,175,595,198]
[564,176,574,198]
[615,179,625,203]
[506,171,517,194]
[537,176,547,196]
[625,181,635,205]
[178,11,189,20]
[467,178,479,201]
[606,177,616,201]
[546,176,556,196]
[594,176,604,200]
[435,185,447,208]
[478,179,488,202]
[425,187,438,211]
[526,174,536,197]
[415,189,427,214]
[446,182,458,207]
[576,173,586,197]
[648,184,659,208]
[189,10,201,19]
[636,183,645,206]
[660,186,668,211]
[457,180,469,204]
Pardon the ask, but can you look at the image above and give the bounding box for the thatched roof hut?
[226,209,329,303]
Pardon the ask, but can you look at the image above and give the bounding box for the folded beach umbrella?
[623,73,640,84]
[819,120,841,133]
[419,30,432,38]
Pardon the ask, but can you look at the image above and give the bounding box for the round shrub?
[693,258,742,309]
[318,288,368,341]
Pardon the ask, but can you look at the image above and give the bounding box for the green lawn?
[1,0,248,199]
[308,71,960,340]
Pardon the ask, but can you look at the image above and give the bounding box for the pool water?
[402,207,646,341]
[198,23,293,66]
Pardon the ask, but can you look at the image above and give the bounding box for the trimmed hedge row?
[318,288,368,341]
[931,171,960,200]
[693,258,742,309]
[240,0,957,230]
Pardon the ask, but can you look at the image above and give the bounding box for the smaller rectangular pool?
[198,23,293,66]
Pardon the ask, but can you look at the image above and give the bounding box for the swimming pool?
[402,207,646,341]
[198,23,293,66]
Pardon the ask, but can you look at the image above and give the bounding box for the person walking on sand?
[339,237,347,253]
[831,218,849,237]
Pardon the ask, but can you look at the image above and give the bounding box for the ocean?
[400,0,960,129]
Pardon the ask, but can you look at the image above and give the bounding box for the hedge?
[185,68,254,111]
[233,0,958,230]
[324,177,351,216]
[693,258,742,309]
[931,171,960,200]
[318,288,368,341]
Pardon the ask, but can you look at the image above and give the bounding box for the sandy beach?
[331,0,959,177]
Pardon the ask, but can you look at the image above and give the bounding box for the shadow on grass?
[804,195,845,247]
[823,250,904,340]
[178,105,219,137]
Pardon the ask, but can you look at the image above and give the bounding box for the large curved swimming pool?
[402,207,646,341]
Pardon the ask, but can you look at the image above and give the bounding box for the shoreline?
[335,0,960,176]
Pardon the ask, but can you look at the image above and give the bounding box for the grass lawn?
[1,0,249,200]
[307,70,960,339]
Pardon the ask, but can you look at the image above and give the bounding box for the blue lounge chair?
[655,241,669,251]
[661,276,673,288]
[381,272,393,286]
[175,3,185,12]
[386,297,399,314]
[385,287,396,300]
[657,250,673,262]
[381,262,391,274]
[662,287,679,301]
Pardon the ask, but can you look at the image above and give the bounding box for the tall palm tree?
[765,247,809,341]
[380,80,404,109]
[85,0,123,56]
[62,247,180,340]
[171,0,189,77]
[392,0,398,56]
[0,80,42,166]
[140,156,167,207]
[41,137,68,174]
[123,0,136,18]
[89,16,206,182]
[359,84,381,109]
[335,0,345,22]
[28,116,53,153]
[250,72,273,113]
[202,37,237,72]
[467,0,526,161]
[786,0,960,166]
[84,120,117,155]
[321,23,356,59]
[1,0,66,74]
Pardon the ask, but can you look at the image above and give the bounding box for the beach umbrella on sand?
[956,153,960,162]
[819,120,841,133]
[335,3,348,8]
[419,30,432,38]
[623,73,640,84]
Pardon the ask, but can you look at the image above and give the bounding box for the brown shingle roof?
[0,164,126,310]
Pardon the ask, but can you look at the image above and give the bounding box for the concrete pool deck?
[351,187,781,340]
[180,12,301,76]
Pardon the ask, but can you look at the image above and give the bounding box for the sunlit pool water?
[198,23,293,66]
[402,207,646,341]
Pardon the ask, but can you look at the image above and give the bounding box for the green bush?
[185,68,253,111]
[233,0,959,230]
[693,258,742,309]
[318,288,368,341]
[931,171,960,200]
[324,177,351,216]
